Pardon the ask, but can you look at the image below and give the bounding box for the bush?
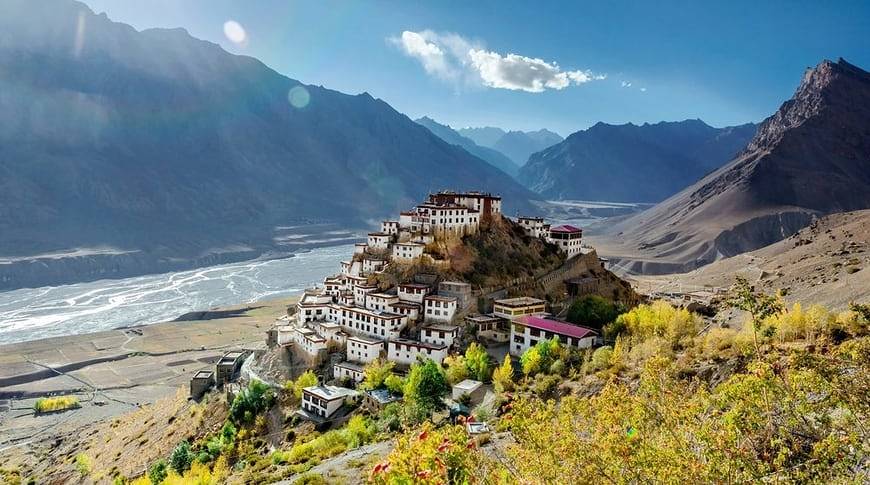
[615,301,700,348]
[34,396,80,413]
[286,370,318,399]
[148,460,168,485]
[169,441,192,474]
[567,295,619,328]
[533,374,561,399]
[491,355,515,393]
[74,454,91,476]
[230,380,275,424]
[359,360,394,391]
[590,346,613,371]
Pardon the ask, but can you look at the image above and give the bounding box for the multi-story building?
[427,191,502,218]
[547,224,583,259]
[392,242,425,261]
[492,297,547,320]
[333,361,365,383]
[465,314,509,342]
[509,315,599,356]
[517,216,549,238]
[398,283,430,304]
[301,385,358,419]
[387,338,449,365]
[438,281,472,309]
[366,291,400,312]
[423,294,458,323]
[346,335,385,364]
[420,323,460,347]
[367,232,392,250]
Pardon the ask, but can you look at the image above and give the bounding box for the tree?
[444,354,469,385]
[169,441,192,474]
[403,359,449,412]
[492,355,515,393]
[290,370,319,398]
[360,359,394,391]
[521,347,542,376]
[230,379,275,424]
[465,343,492,382]
[148,460,168,485]
[728,276,784,355]
[384,374,405,395]
[567,295,619,328]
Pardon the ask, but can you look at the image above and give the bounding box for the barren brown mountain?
[591,58,870,274]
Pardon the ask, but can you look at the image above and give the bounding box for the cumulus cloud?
[390,30,604,93]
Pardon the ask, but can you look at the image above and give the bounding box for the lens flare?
[288,86,311,109]
[223,20,247,45]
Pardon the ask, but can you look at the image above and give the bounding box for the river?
[0,245,350,345]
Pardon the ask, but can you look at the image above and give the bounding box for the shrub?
[444,354,469,385]
[74,454,91,476]
[286,370,318,399]
[590,346,613,371]
[491,355,515,393]
[615,300,700,348]
[34,396,80,413]
[359,360,394,391]
[148,460,168,485]
[230,380,275,424]
[169,441,192,474]
[384,374,405,395]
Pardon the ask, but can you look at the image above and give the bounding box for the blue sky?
[83,0,870,136]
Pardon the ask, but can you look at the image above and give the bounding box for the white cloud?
[621,80,632,88]
[390,30,604,93]
[640,87,647,92]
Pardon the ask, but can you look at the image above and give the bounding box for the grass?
[34,396,80,413]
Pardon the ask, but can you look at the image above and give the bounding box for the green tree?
[230,379,275,424]
[148,459,168,485]
[566,295,619,328]
[169,440,192,474]
[359,359,395,391]
[444,354,469,385]
[465,342,492,382]
[403,359,449,412]
[384,374,405,395]
[492,355,515,393]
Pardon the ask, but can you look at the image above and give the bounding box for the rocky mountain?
[415,117,519,176]
[458,127,564,166]
[518,120,757,202]
[0,0,537,288]
[590,58,870,274]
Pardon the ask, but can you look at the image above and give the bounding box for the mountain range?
[0,0,537,287]
[591,58,870,274]
[519,120,758,202]
[415,117,519,176]
[458,126,564,166]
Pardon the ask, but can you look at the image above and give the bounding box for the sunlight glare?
[223,20,247,45]
[288,85,311,109]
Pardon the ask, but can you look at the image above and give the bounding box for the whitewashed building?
[517,216,548,238]
[423,294,458,323]
[420,323,460,347]
[398,283,430,304]
[387,338,449,365]
[390,301,421,322]
[427,191,502,217]
[392,242,425,261]
[333,361,365,383]
[509,315,599,357]
[366,292,400,312]
[381,221,400,235]
[367,232,392,250]
[301,385,358,419]
[547,225,583,259]
[346,335,384,364]
[292,327,328,356]
[362,257,387,275]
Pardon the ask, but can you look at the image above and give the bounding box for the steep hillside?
[592,58,870,274]
[415,117,519,176]
[519,120,757,202]
[634,210,870,310]
[0,0,537,286]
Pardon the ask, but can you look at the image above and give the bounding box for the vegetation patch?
[34,396,80,414]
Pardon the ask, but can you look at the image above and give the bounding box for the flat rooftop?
[193,370,214,380]
[494,297,547,308]
[303,385,359,401]
[421,323,460,332]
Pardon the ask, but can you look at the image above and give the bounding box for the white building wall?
[424,297,457,323]
[420,326,459,347]
[387,341,448,365]
[346,338,383,364]
[508,324,596,357]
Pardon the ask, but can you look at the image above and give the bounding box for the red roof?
[516,315,597,339]
[550,224,582,233]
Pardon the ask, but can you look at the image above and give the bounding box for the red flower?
[418,430,428,440]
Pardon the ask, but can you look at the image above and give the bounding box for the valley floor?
[0,297,295,471]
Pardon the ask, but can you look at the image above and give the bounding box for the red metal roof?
[550,224,582,233]
[516,315,597,339]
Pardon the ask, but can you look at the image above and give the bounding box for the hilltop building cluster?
[260,191,603,421]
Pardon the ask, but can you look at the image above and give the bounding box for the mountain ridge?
[591,58,870,274]
[415,117,520,176]
[519,119,757,202]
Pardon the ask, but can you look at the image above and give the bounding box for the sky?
[83,0,870,136]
